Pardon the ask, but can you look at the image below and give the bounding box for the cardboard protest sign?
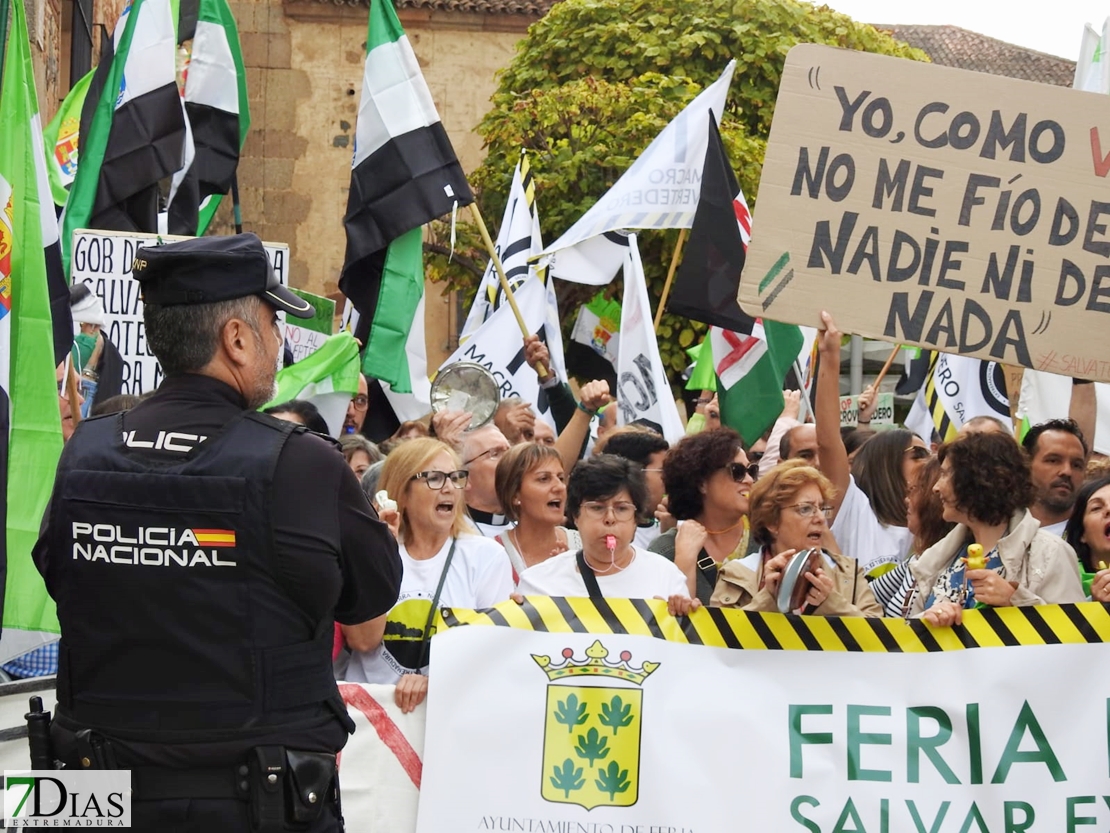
[284,288,335,362]
[741,44,1110,382]
[71,229,290,394]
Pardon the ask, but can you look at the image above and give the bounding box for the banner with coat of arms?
[417,600,1110,832]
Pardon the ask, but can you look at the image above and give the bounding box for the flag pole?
[652,227,688,331]
[65,359,83,429]
[469,202,548,378]
[230,173,243,234]
[871,345,901,390]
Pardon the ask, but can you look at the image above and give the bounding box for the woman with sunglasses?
[648,429,756,604]
[712,460,881,616]
[517,455,693,607]
[494,443,582,583]
[911,432,1084,626]
[343,438,513,711]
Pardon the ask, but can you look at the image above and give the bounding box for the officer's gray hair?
[144,296,264,377]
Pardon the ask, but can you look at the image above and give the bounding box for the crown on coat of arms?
[532,640,659,685]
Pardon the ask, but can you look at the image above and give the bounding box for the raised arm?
[554,380,611,476]
[816,311,850,515]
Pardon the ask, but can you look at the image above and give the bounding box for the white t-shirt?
[830,475,913,576]
[344,534,513,684]
[633,523,660,550]
[516,546,688,600]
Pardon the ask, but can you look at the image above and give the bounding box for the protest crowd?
[6,0,1110,826]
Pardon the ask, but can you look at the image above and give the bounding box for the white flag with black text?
[538,61,735,286]
[441,276,560,428]
[615,235,684,443]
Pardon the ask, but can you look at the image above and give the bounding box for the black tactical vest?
[48,411,345,745]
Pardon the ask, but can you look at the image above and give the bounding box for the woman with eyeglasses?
[516,455,693,606]
[648,429,755,604]
[712,460,882,616]
[494,443,582,583]
[910,432,1084,626]
[343,438,513,711]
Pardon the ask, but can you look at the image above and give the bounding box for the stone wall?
[27,0,64,120]
[222,0,533,369]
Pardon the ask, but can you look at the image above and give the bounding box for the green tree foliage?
[428,0,926,389]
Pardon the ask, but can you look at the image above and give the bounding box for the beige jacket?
[711,549,882,617]
[908,509,1084,617]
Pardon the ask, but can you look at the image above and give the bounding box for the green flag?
[41,67,92,206]
[61,0,186,272]
[361,226,424,394]
[685,338,717,392]
[1,0,65,632]
[264,332,361,437]
[712,321,804,446]
[166,0,250,235]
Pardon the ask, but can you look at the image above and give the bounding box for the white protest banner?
[336,683,425,833]
[540,62,735,286]
[616,236,684,443]
[840,392,895,427]
[70,229,289,394]
[418,603,1110,833]
[442,275,559,428]
[741,44,1110,381]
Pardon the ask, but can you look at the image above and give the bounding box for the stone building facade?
[220,0,554,367]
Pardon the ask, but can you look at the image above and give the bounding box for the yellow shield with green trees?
[533,640,658,811]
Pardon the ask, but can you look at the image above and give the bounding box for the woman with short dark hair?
[517,455,691,604]
[649,429,754,604]
[910,433,1085,626]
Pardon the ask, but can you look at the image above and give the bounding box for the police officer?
[33,234,402,832]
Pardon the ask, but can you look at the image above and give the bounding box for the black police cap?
[131,233,314,319]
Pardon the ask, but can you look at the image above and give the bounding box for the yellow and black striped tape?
[439,598,1110,652]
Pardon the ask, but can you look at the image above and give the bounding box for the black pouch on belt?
[249,746,286,833]
[284,750,335,824]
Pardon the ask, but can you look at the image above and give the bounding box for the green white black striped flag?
[339,0,472,395]
[166,0,249,236]
[60,0,186,271]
